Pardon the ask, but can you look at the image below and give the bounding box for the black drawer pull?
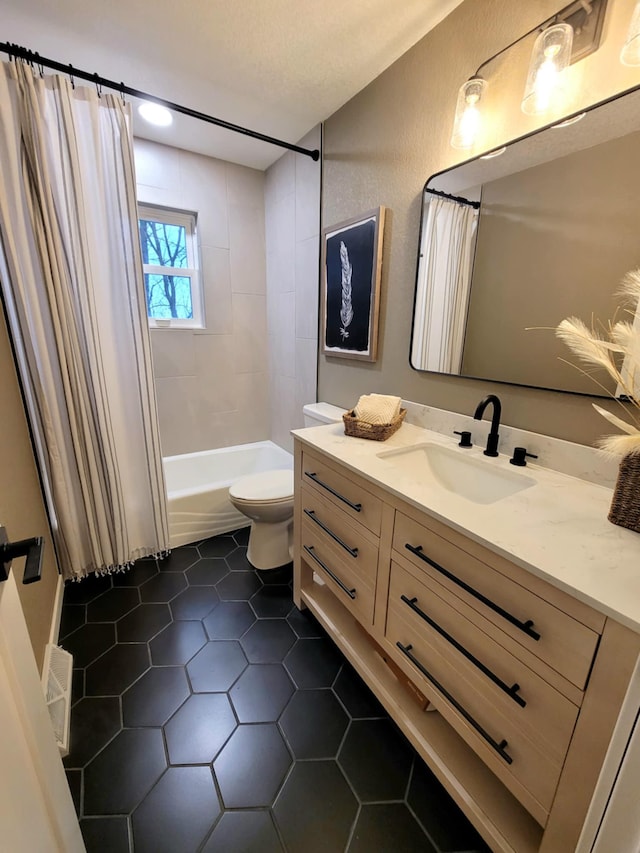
[401,595,526,708]
[304,472,362,512]
[304,509,358,557]
[303,545,356,599]
[404,544,541,642]
[396,641,513,765]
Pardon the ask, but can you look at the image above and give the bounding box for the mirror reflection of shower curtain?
[0,60,170,580]
[411,196,478,373]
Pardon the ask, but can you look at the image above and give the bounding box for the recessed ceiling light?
[138,102,173,127]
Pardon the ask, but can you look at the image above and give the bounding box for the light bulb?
[522,23,573,116]
[450,77,488,150]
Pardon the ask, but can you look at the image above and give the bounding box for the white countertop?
[292,422,640,633]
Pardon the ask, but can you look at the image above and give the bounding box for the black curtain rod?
[0,42,320,162]
[425,187,480,209]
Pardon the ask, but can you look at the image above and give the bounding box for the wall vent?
[41,643,73,756]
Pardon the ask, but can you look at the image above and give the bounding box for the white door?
[591,708,640,852]
[0,563,84,852]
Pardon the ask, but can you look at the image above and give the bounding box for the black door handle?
[0,527,44,584]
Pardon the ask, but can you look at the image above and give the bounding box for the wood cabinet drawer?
[300,507,376,627]
[385,597,562,819]
[388,560,579,766]
[393,512,599,689]
[301,450,382,536]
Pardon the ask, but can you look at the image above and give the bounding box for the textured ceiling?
[2,0,462,168]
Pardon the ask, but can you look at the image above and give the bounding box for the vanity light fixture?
[521,22,573,115]
[450,76,488,150]
[449,0,608,149]
[138,101,173,127]
[621,1,640,65]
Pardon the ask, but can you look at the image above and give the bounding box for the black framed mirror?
[410,84,640,397]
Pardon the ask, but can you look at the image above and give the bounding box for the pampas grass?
[556,269,640,456]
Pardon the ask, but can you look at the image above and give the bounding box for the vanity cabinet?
[293,441,640,853]
[298,449,383,629]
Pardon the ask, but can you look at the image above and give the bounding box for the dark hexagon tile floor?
[230,663,294,723]
[164,693,236,765]
[116,602,171,642]
[186,640,247,692]
[131,766,221,853]
[186,557,229,587]
[62,527,490,853]
[280,688,348,759]
[84,642,149,696]
[86,586,139,622]
[149,619,206,665]
[213,723,291,808]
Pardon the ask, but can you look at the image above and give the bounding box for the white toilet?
[228,403,345,570]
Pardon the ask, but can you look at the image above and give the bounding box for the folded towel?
[354,393,402,425]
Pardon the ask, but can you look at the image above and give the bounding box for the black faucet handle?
[453,430,473,448]
[509,447,538,467]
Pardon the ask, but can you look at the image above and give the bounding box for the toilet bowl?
[229,469,295,570]
[228,403,345,570]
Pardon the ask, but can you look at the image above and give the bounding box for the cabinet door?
[301,451,382,535]
[394,511,600,688]
[300,486,377,626]
[387,558,580,764]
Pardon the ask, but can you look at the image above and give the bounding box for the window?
[138,205,204,328]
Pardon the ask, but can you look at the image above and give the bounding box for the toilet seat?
[229,469,294,503]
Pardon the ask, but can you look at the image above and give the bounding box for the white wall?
[265,126,322,451]
[134,139,270,456]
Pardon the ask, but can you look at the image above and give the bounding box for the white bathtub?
[163,441,294,548]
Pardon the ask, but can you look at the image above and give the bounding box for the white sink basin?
[377,442,536,504]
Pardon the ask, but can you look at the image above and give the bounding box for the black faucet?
[473,394,501,457]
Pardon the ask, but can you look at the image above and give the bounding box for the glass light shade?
[450,77,488,150]
[521,23,573,116]
[621,1,640,66]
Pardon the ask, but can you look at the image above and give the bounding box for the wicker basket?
[608,453,640,533]
[342,408,406,441]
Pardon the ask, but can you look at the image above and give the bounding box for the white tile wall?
[136,126,321,458]
[265,125,322,451]
[135,139,269,456]
[229,202,266,294]
[295,235,320,340]
[150,331,196,378]
[198,246,232,335]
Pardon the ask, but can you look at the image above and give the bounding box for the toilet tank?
[303,402,346,427]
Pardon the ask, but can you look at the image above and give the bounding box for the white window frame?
[138,204,205,329]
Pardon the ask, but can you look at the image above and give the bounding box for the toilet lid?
[229,469,294,502]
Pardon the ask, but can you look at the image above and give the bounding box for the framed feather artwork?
[321,206,385,361]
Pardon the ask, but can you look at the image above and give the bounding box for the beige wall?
[0,306,59,671]
[265,127,321,451]
[320,0,640,446]
[135,140,270,456]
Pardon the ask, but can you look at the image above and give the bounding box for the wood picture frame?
[321,206,385,362]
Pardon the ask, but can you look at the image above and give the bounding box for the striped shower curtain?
[0,60,170,579]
